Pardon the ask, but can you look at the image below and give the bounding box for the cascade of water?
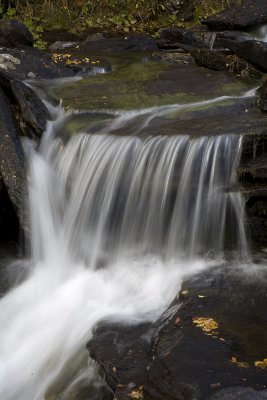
[34,131,247,264]
[0,101,249,399]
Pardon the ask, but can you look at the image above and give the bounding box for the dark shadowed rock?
[238,134,267,249]
[203,0,267,31]
[78,33,158,53]
[214,30,254,47]
[0,181,19,243]
[89,267,267,400]
[11,80,50,138]
[190,48,263,80]
[0,46,75,87]
[0,86,27,231]
[258,79,267,111]
[219,39,267,72]
[0,19,34,47]
[88,321,152,400]
[158,27,211,49]
[209,387,267,399]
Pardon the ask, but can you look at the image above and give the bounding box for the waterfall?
[0,105,249,399]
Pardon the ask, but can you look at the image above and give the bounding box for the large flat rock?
[49,58,267,138]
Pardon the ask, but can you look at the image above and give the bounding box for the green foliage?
[2,5,47,48]
[0,0,244,41]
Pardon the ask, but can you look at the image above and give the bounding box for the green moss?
[221,81,250,95]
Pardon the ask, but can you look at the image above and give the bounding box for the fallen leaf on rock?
[130,389,143,399]
[255,359,267,369]
[192,317,219,336]
[231,357,249,368]
[198,295,207,298]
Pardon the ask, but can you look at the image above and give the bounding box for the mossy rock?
[50,58,251,112]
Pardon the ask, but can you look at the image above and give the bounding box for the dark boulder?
[238,134,267,250]
[190,48,263,80]
[219,39,267,72]
[157,27,214,50]
[0,19,34,47]
[11,80,50,138]
[214,30,254,48]
[78,33,158,53]
[88,267,267,400]
[0,85,27,232]
[202,0,267,31]
[0,46,75,88]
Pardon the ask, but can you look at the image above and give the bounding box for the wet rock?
[190,49,262,80]
[214,30,254,47]
[11,80,50,138]
[0,46,75,88]
[209,387,267,399]
[217,39,267,72]
[202,0,267,31]
[258,79,267,112]
[78,33,158,53]
[0,19,34,47]
[151,51,194,64]
[89,267,267,400]
[88,321,152,400]
[49,41,78,51]
[157,27,210,49]
[0,85,27,232]
[239,135,267,249]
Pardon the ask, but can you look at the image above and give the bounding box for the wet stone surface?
[88,264,267,400]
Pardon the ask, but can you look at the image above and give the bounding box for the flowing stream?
[0,82,251,399]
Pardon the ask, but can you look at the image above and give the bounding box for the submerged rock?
[202,0,267,31]
[0,19,34,47]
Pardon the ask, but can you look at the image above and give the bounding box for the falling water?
[0,99,249,399]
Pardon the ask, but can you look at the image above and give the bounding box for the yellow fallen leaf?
[192,317,219,335]
[231,357,249,368]
[255,360,267,369]
[130,389,143,399]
